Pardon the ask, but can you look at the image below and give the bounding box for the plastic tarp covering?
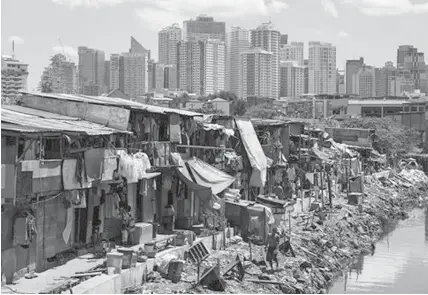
[186,157,236,195]
[235,119,268,187]
[170,153,208,192]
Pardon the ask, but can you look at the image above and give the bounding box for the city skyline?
[2,0,428,91]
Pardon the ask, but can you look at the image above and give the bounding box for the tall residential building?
[119,53,146,98]
[251,22,280,99]
[1,56,28,97]
[419,72,428,94]
[151,62,165,91]
[129,36,150,94]
[177,39,225,96]
[158,24,182,65]
[240,48,272,99]
[78,46,105,95]
[279,42,304,66]
[389,76,415,96]
[352,66,376,97]
[397,45,416,69]
[164,64,178,90]
[308,41,337,95]
[304,59,309,94]
[104,60,110,91]
[183,15,226,42]
[226,26,250,96]
[280,34,288,45]
[337,69,345,94]
[375,61,396,97]
[40,54,77,94]
[345,57,364,94]
[109,54,120,90]
[279,61,304,97]
[403,47,425,89]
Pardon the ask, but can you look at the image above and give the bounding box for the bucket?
[117,248,134,269]
[144,242,157,258]
[167,260,184,283]
[107,252,123,274]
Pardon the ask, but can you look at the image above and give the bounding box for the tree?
[244,103,280,119]
[231,99,248,116]
[206,91,238,102]
[340,117,421,155]
[41,81,53,93]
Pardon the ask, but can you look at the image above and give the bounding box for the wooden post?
[320,168,325,208]
[327,168,333,208]
[249,239,253,261]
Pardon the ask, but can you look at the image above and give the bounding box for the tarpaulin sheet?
[235,119,268,187]
[187,157,235,195]
[170,153,208,192]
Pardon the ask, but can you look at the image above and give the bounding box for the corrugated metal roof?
[21,91,202,117]
[1,106,129,136]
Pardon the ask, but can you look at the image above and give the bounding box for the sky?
[1,0,428,91]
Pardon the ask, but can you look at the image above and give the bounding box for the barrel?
[117,248,134,269]
[107,252,123,274]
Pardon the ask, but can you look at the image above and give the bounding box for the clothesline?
[32,192,63,205]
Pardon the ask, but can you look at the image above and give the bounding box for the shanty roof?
[1,105,129,136]
[20,91,202,117]
[251,118,288,127]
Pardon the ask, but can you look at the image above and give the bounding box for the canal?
[328,207,428,294]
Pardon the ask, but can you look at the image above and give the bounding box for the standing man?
[265,227,280,271]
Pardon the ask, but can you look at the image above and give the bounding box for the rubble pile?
[138,169,428,294]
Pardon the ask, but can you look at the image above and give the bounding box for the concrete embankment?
[136,169,428,294]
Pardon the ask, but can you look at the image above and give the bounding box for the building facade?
[40,54,77,94]
[119,53,146,99]
[1,56,28,97]
[240,48,272,99]
[158,24,182,65]
[129,37,149,94]
[389,76,415,96]
[151,62,165,91]
[177,39,225,96]
[251,22,280,99]
[352,66,376,97]
[226,26,250,96]
[183,15,226,42]
[109,54,120,90]
[279,61,304,97]
[308,41,337,95]
[304,59,309,94]
[345,57,364,95]
[78,46,105,96]
[164,64,178,90]
[279,42,304,66]
[403,48,425,90]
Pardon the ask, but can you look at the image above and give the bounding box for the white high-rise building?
[158,24,182,65]
[119,53,146,99]
[177,39,225,96]
[226,26,250,96]
[240,48,272,99]
[250,22,280,99]
[109,54,120,90]
[279,61,305,98]
[78,46,105,95]
[279,42,304,66]
[308,41,336,95]
[1,56,29,97]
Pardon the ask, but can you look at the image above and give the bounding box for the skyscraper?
[397,45,415,69]
[158,24,181,65]
[109,54,120,90]
[177,39,225,96]
[78,46,105,95]
[375,61,396,97]
[279,42,304,66]
[40,53,77,94]
[1,55,29,97]
[129,36,150,94]
[403,48,425,89]
[251,22,280,99]
[304,59,309,94]
[104,60,110,91]
[279,61,304,97]
[183,15,226,42]
[240,48,272,99]
[119,53,146,98]
[352,66,376,97]
[164,64,178,90]
[280,34,288,45]
[151,62,165,91]
[346,57,364,95]
[226,26,250,96]
[308,41,336,95]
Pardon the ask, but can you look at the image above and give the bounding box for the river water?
[328,207,428,294]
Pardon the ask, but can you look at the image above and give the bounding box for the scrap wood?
[222,254,245,281]
[246,279,283,285]
[40,279,78,294]
[71,271,102,278]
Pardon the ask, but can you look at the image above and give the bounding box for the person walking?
[265,227,280,271]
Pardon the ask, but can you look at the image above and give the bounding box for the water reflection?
[329,208,428,294]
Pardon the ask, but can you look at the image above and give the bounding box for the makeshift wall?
[140,179,155,223]
[33,194,74,272]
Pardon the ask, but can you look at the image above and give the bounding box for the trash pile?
[137,168,428,294]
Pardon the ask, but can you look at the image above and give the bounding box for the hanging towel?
[306,173,315,185]
[62,207,73,244]
[169,114,182,144]
[84,149,104,179]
